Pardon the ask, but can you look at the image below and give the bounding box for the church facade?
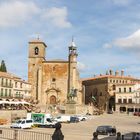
[28,39,83,110]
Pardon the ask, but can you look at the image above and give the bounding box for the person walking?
[92,132,98,140]
[135,133,140,140]
[52,122,64,140]
[116,132,122,140]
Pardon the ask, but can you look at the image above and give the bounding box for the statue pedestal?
[65,102,76,114]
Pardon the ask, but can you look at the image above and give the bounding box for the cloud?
[114,29,140,49]
[0,1,72,29]
[103,29,140,51]
[42,7,72,28]
[111,0,132,6]
[77,62,87,72]
[103,43,112,49]
[0,1,39,27]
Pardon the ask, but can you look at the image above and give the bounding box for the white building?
[115,81,140,112]
[0,72,31,100]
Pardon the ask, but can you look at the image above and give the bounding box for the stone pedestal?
[65,102,76,114]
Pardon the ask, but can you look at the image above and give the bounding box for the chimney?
[121,70,124,76]
[109,69,113,75]
[115,70,119,76]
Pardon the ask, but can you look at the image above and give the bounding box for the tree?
[0,60,7,72]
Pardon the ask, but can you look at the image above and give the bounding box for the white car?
[76,115,88,121]
[10,119,33,129]
[54,115,71,123]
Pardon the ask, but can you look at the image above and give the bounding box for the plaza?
[40,113,139,140]
[0,113,138,140]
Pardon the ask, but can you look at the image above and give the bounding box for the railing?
[0,127,52,140]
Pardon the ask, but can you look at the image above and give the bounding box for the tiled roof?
[0,72,30,84]
[81,74,140,82]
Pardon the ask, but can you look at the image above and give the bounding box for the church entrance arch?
[50,95,56,104]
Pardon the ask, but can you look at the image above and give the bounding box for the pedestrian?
[112,126,117,136]
[92,132,98,140]
[116,132,122,140]
[135,133,140,140]
[52,122,64,140]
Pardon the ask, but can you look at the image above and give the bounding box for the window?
[15,82,17,88]
[52,78,56,82]
[6,79,8,86]
[124,88,126,92]
[35,47,39,55]
[21,121,25,124]
[119,88,121,92]
[123,99,127,103]
[128,99,132,103]
[129,87,131,92]
[5,89,7,96]
[16,92,19,97]
[113,85,116,90]
[10,80,12,87]
[9,89,11,97]
[118,99,122,103]
[0,88,3,96]
[20,83,22,88]
[26,120,33,123]
[110,80,112,83]
[1,78,3,85]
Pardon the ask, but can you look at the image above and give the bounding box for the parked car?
[133,112,140,116]
[70,116,79,123]
[75,115,88,121]
[54,115,71,123]
[96,125,116,136]
[10,119,33,129]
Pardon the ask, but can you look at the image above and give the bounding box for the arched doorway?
[108,96,115,111]
[50,95,56,104]
[120,107,126,112]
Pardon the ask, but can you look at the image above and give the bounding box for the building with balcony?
[82,70,140,113]
[0,72,31,100]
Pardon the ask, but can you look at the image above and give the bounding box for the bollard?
[14,129,18,140]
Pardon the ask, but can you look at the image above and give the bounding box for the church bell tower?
[68,39,78,94]
[28,39,47,101]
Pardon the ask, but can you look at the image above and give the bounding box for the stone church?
[28,39,83,111]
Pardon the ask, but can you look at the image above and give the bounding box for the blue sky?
[1,0,140,80]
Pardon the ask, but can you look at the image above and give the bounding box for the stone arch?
[35,47,39,55]
[50,95,57,104]
[46,87,61,105]
[108,96,115,111]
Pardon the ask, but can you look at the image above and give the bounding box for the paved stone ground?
[0,113,140,140]
[30,113,140,140]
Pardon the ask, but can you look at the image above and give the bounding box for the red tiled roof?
[81,74,140,82]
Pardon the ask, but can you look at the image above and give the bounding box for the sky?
[1,0,140,80]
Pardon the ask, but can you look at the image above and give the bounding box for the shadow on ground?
[99,132,138,140]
